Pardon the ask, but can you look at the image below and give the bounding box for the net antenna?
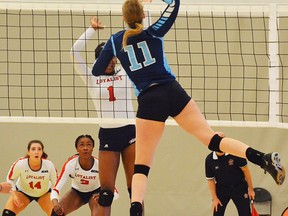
[0,1,288,128]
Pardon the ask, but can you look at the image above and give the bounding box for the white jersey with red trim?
[51,155,100,201]
[70,27,135,128]
[6,157,57,197]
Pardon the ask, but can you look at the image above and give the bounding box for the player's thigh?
[59,189,84,214]
[4,192,31,214]
[173,99,215,145]
[135,118,165,166]
[38,192,53,215]
[121,143,136,187]
[98,150,120,189]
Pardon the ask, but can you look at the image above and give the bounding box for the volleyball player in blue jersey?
[92,0,285,215]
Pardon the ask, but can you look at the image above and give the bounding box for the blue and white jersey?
[92,0,179,96]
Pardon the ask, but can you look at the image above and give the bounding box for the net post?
[268,3,280,125]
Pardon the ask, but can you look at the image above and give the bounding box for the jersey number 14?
[29,181,41,189]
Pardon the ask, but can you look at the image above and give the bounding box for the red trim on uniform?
[114,187,118,193]
[53,188,60,195]
[53,156,78,188]
[8,157,27,180]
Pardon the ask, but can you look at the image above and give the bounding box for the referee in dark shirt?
[205,151,255,216]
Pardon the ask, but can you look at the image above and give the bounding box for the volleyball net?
[0,1,288,128]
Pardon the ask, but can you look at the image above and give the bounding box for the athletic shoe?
[262,152,285,185]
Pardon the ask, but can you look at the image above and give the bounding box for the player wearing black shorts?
[70,16,139,215]
[51,135,119,216]
[92,0,285,215]
[3,140,57,216]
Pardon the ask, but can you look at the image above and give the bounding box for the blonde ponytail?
[122,23,143,47]
[122,0,144,48]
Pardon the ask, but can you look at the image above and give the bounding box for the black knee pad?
[130,202,142,216]
[208,134,223,152]
[134,164,150,177]
[98,189,114,207]
[2,209,16,216]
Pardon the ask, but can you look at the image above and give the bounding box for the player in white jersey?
[50,134,118,216]
[70,16,145,215]
[70,17,135,127]
[2,140,57,216]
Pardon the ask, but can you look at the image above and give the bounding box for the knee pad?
[134,164,150,177]
[2,209,16,216]
[130,202,142,216]
[98,189,114,207]
[208,134,223,152]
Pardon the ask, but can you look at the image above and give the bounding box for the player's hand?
[92,193,99,203]
[90,16,105,30]
[212,197,222,212]
[0,182,12,193]
[248,188,255,200]
[53,203,64,215]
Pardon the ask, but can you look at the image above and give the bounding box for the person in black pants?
[205,150,255,216]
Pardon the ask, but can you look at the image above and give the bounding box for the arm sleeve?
[6,159,22,191]
[70,27,96,84]
[147,0,179,38]
[50,160,72,201]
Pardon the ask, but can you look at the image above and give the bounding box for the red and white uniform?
[50,155,100,201]
[6,157,57,197]
[70,27,135,128]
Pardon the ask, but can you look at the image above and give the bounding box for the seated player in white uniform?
[2,140,57,216]
[50,135,118,216]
